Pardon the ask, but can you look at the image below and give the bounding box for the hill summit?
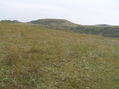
[29,19,78,27]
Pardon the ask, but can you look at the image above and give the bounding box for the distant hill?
[71,25,119,37]
[29,19,78,27]
[28,19,119,37]
[94,24,112,28]
[0,20,20,23]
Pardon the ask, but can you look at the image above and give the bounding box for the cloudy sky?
[0,0,119,25]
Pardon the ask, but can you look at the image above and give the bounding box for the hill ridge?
[1,19,119,37]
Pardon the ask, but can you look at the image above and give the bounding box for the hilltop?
[0,22,119,89]
[29,19,78,27]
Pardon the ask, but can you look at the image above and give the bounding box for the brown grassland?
[0,22,119,89]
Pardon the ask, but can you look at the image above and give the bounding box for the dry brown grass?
[0,22,119,89]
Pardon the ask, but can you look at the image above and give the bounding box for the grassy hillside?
[0,22,119,89]
[28,19,119,37]
[28,19,78,31]
[1,19,119,37]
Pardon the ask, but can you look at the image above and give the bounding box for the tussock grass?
[0,22,119,89]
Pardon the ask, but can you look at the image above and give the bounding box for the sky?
[0,0,119,25]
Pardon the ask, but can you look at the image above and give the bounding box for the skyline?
[0,0,119,25]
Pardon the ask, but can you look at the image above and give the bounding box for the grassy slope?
[0,22,119,89]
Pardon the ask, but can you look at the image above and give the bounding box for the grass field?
[0,22,119,89]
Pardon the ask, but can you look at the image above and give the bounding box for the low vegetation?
[71,25,119,37]
[0,22,119,89]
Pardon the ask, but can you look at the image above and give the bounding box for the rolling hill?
[0,20,20,23]
[0,22,119,89]
[1,19,119,37]
[71,25,119,37]
[29,19,78,27]
[94,24,112,28]
[28,19,119,37]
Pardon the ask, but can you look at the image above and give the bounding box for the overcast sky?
[0,0,119,25]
